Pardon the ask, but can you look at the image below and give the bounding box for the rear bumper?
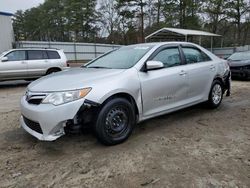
[223,71,231,96]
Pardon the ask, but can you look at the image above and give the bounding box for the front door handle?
[179,70,187,76]
[210,65,216,70]
[21,61,27,64]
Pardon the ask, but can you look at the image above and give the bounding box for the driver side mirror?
[146,60,164,71]
[1,57,8,62]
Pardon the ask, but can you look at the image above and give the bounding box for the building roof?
[145,27,221,41]
[0,11,13,16]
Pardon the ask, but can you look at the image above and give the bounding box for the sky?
[0,0,44,14]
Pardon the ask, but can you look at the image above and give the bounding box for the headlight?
[42,88,91,106]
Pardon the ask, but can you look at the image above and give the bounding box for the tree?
[117,0,147,43]
[13,10,26,41]
[64,0,98,42]
[98,0,120,43]
[203,0,227,34]
[226,0,250,45]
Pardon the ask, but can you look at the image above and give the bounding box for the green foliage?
[13,0,98,42]
[13,0,250,46]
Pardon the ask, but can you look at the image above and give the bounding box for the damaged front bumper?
[20,95,90,141]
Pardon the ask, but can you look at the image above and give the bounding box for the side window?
[47,51,60,59]
[5,51,26,61]
[182,47,211,64]
[152,48,181,68]
[28,50,48,60]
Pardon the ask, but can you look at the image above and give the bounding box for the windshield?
[86,45,153,69]
[228,51,250,61]
[0,51,8,57]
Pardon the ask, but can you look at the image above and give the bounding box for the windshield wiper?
[87,66,112,69]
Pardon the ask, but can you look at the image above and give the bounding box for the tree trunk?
[140,0,145,43]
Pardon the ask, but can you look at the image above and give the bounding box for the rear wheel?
[46,68,61,75]
[94,98,136,145]
[207,80,223,108]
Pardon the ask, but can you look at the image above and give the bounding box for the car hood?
[28,67,126,92]
[228,60,250,67]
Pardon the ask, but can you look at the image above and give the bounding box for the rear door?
[0,50,27,80]
[139,45,189,117]
[180,45,216,102]
[26,50,49,77]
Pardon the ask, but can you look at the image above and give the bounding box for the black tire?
[207,80,223,109]
[94,98,136,145]
[46,68,61,75]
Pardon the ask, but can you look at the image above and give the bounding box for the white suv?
[0,49,68,81]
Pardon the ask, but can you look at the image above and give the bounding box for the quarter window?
[28,50,48,60]
[182,47,211,64]
[5,51,26,61]
[47,51,60,59]
[152,48,181,68]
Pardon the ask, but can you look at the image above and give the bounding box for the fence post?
[94,43,97,58]
[74,42,77,63]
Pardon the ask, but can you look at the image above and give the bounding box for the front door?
[139,46,189,117]
[0,50,27,80]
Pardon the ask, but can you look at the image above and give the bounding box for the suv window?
[6,51,26,61]
[28,50,48,60]
[152,48,181,68]
[182,47,211,64]
[47,51,60,59]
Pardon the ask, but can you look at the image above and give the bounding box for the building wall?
[0,14,14,53]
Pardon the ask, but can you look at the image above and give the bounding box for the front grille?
[28,98,43,105]
[26,92,47,105]
[23,116,43,134]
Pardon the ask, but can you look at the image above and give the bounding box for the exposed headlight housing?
[42,88,91,106]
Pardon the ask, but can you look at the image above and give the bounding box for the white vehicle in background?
[0,49,68,81]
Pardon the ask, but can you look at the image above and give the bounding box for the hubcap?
[212,84,222,105]
[105,107,129,137]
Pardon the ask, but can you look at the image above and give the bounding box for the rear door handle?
[179,70,187,76]
[21,61,27,64]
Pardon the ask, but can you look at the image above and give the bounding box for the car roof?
[9,48,60,51]
[127,41,200,48]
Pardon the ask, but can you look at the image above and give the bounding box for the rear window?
[182,47,211,64]
[28,50,48,60]
[47,51,61,59]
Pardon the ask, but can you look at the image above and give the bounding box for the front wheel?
[94,98,136,145]
[207,80,223,108]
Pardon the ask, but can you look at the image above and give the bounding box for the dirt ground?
[0,80,249,188]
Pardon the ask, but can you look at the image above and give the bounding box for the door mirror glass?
[146,60,164,71]
[1,57,8,62]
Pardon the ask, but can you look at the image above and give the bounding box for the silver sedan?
[20,42,231,145]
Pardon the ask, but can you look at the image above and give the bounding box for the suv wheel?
[94,98,136,145]
[46,68,60,75]
[207,80,223,108]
